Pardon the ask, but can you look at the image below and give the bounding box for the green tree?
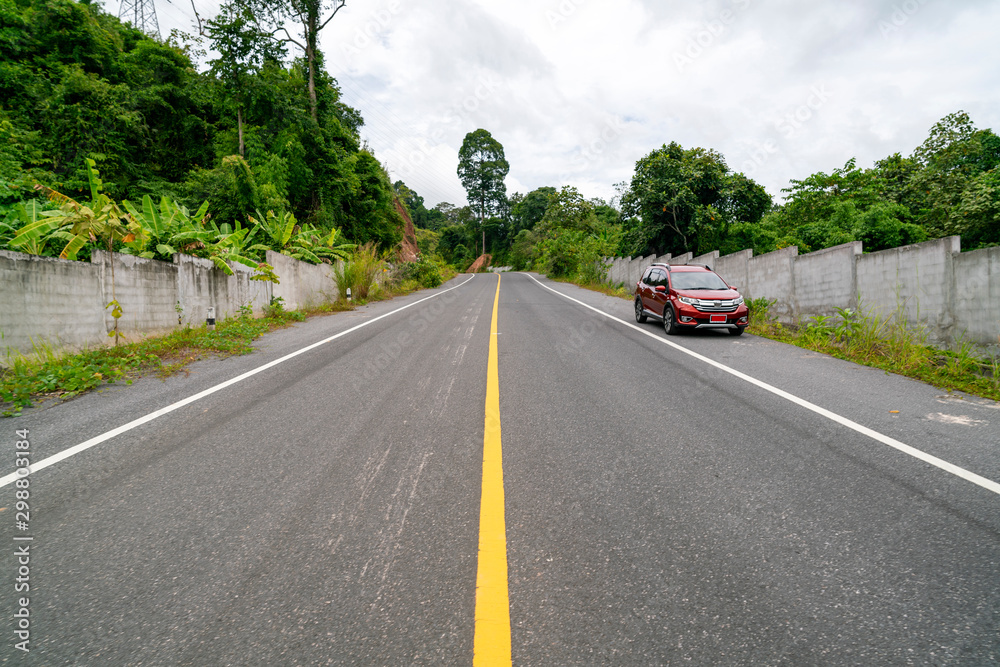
[427,202,460,230]
[250,0,346,122]
[528,187,622,280]
[771,158,882,234]
[438,224,471,265]
[393,180,438,228]
[620,142,770,257]
[336,150,403,250]
[509,186,555,237]
[206,1,286,158]
[853,201,927,252]
[457,128,509,252]
[908,111,1000,237]
[535,186,599,235]
[953,169,1000,248]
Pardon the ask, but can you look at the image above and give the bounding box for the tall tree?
[908,111,1000,237]
[206,2,285,158]
[457,128,509,253]
[252,0,346,122]
[620,142,771,257]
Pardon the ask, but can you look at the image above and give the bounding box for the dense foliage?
[730,111,1000,256]
[0,0,402,262]
[619,141,771,258]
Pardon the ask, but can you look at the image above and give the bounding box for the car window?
[648,269,664,286]
[670,271,729,290]
[641,268,654,283]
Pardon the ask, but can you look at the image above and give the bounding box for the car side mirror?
[655,285,666,293]
[729,285,737,291]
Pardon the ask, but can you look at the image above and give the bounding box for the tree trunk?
[306,11,318,122]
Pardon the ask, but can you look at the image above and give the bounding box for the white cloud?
[163,0,1000,207]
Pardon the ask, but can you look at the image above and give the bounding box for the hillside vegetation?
[0,0,403,265]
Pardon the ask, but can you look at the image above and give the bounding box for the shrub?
[332,242,383,300]
[400,257,443,288]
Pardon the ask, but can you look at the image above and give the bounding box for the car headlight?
[679,296,696,305]
[734,296,744,306]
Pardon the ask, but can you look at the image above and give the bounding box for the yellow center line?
[473,273,512,666]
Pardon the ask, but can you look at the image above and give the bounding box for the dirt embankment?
[394,198,420,262]
[466,254,492,272]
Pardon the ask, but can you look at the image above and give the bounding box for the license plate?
[710,314,727,323]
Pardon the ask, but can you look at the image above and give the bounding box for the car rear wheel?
[663,304,679,335]
[634,298,647,323]
[729,326,746,336]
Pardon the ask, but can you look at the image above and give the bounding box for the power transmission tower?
[118,0,160,39]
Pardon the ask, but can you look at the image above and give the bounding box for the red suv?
[634,263,749,336]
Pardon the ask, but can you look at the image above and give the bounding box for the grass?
[0,266,455,416]
[332,242,384,301]
[0,309,299,416]
[746,297,1000,402]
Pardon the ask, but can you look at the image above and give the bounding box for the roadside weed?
[747,299,999,402]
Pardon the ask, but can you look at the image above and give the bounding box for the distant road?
[3,272,998,664]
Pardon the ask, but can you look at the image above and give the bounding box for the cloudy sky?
[157,0,1000,209]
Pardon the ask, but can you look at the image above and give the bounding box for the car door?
[637,267,655,307]
[646,268,669,315]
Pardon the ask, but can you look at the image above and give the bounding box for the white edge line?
[0,275,477,488]
[525,273,1000,497]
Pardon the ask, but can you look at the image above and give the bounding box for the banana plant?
[22,159,139,344]
[287,224,355,264]
[122,195,213,259]
[5,200,68,256]
[24,159,138,260]
[248,208,354,265]
[250,208,297,250]
[206,221,279,283]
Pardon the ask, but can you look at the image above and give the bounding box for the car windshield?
[671,271,729,291]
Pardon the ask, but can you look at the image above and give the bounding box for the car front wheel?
[663,304,679,335]
[634,298,648,323]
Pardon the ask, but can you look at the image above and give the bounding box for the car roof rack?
[650,262,712,271]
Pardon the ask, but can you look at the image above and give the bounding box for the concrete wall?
[747,246,798,319]
[1,248,339,359]
[603,253,674,287]
[714,249,751,294]
[793,241,861,318]
[856,236,959,344]
[628,254,656,286]
[953,246,1000,349]
[268,251,339,311]
[690,250,719,269]
[0,250,106,354]
[612,256,632,286]
[602,235,997,351]
[93,250,179,335]
[173,253,272,327]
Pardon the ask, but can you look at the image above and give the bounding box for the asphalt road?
[2,272,998,665]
